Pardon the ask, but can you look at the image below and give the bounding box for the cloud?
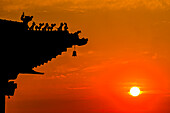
[56,74,67,78]
[1,0,66,11]
[2,0,170,12]
[152,53,158,60]
[62,0,170,10]
[106,0,170,10]
[67,86,90,90]
[83,64,105,72]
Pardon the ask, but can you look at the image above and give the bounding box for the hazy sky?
[2,0,170,11]
[2,0,170,113]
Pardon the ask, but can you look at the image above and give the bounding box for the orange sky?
[2,0,170,113]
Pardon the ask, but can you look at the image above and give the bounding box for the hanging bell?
[72,50,77,57]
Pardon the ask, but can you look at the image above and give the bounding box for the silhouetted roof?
[0,18,88,80]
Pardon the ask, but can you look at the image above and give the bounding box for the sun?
[129,87,141,97]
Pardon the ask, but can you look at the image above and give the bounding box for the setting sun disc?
[129,87,141,97]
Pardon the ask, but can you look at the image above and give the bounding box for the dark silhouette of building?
[0,12,88,113]
[57,22,64,31]
[21,12,33,30]
[42,23,49,31]
[64,22,68,32]
[29,21,36,30]
[48,23,56,31]
[35,23,44,31]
